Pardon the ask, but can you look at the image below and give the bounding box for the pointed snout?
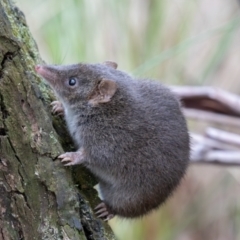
[35,65,46,76]
[35,65,41,72]
[35,65,42,73]
[35,64,58,84]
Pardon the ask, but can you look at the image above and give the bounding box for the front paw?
[51,101,64,115]
[58,150,85,166]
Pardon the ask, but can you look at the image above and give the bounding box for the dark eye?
[69,78,77,86]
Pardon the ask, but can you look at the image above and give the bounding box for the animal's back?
[95,78,189,218]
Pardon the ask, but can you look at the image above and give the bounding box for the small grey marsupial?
[35,61,190,221]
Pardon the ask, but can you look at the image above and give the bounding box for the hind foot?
[95,202,115,221]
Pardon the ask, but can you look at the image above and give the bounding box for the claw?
[51,101,64,115]
[95,207,107,215]
[50,101,58,106]
[58,154,65,159]
[63,162,75,166]
[61,157,72,162]
[59,155,73,166]
[97,212,109,218]
[104,214,115,221]
[95,202,106,210]
[58,150,85,166]
[94,202,115,221]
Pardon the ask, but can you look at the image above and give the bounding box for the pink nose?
[35,65,41,72]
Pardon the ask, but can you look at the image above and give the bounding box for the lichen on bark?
[0,0,116,239]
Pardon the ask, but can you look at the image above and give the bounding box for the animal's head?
[35,61,118,107]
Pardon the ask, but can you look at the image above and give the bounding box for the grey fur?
[36,62,190,218]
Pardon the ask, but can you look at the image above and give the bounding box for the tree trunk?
[0,0,116,239]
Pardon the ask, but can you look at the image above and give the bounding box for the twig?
[190,130,240,166]
[191,133,239,151]
[191,150,240,166]
[206,127,240,147]
[184,108,240,127]
[169,86,240,166]
[171,86,240,116]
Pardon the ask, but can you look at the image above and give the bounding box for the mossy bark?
[0,0,116,239]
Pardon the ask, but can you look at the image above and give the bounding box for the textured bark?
[0,0,116,239]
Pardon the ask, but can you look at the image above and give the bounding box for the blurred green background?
[16,0,240,239]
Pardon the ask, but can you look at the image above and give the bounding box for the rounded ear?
[103,61,118,69]
[89,79,117,105]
